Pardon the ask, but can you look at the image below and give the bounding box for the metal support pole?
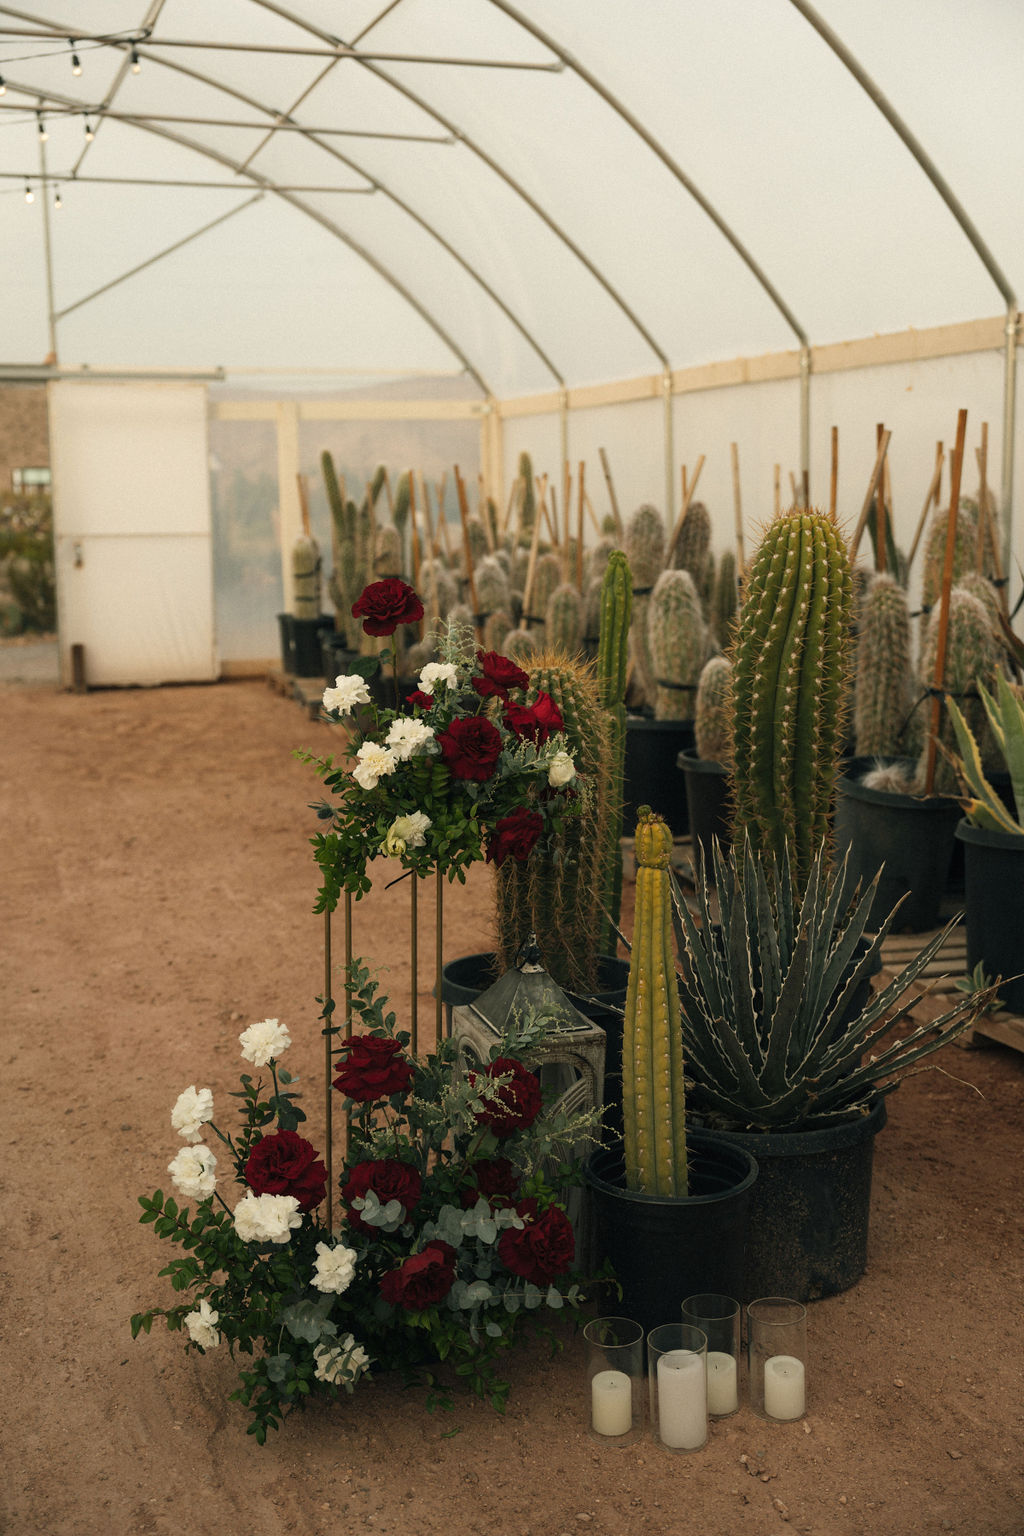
[799,347,811,507]
[1001,305,1018,593]
[37,121,58,361]
[663,368,675,526]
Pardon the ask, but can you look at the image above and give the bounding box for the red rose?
[352,579,424,638]
[502,691,564,744]
[437,716,503,782]
[406,689,434,710]
[486,807,543,867]
[341,1158,422,1233]
[333,1034,413,1103]
[460,1157,520,1209]
[243,1129,327,1212]
[498,1198,575,1283]
[472,650,529,701]
[472,1056,542,1137]
[380,1240,458,1311]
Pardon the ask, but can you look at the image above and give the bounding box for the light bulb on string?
[54,187,63,210]
[72,53,83,77]
[25,182,34,204]
[84,118,94,142]
[130,48,141,73]
[0,77,6,97]
[37,112,49,143]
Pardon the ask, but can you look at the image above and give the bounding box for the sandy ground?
[2,671,1023,1536]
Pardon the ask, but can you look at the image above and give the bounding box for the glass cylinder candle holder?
[647,1323,708,1452]
[583,1316,644,1445]
[746,1297,807,1421]
[681,1293,741,1418]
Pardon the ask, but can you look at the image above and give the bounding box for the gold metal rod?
[344,891,353,1154]
[435,866,444,1048]
[410,875,419,1057]
[323,905,333,1233]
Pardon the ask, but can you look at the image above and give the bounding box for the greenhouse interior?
[3,5,1023,1535]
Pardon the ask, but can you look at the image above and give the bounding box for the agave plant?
[670,838,997,1133]
[946,674,1024,835]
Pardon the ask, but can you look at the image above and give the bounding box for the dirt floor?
[2,671,1022,1536]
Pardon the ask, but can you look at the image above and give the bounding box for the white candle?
[763,1354,806,1420]
[706,1350,739,1415]
[656,1349,706,1450]
[591,1369,633,1436]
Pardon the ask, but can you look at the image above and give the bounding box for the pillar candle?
[764,1354,805,1420]
[656,1349,706,1449]
[706,1350,739,1415]
[591,1369,632,1436]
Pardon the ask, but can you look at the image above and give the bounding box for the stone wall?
[0,386,50,494]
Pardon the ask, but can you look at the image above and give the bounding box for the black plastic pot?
[622,717,694,837]
[833,758,961,931]
[320,630,357,683]
[277,613,334,678]
[699,1097,887,1303]
[955,819,1024,1013]
[677,747,731,878]
[583,1134,759,1337]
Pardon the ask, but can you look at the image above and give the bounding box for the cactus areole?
[622,807,688,1197]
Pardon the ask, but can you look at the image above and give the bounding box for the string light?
[37,111,49,143]
[71,42,83,76]
[84,118,95,142]
[24,182,34,204]
[0,77,6,97]
[130,47,141,73]
[54,187,63,210]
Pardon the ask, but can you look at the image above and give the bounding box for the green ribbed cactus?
[290,534,322,619]
[545,582,584,655]
[624,503,666,709]
[622,808,687,1197]
[475,554,511,621]
[671,500,711,582]
[729,506,853,897]
[853,573,914,758]
[502,626,539,661]
[647,569,708,721]
[393,472,410,533]
[918,584,1004,792]
[694,654,733,764]
[518,452,535,546]
[482,608,513,653]
[322,451,355,641]
[526,551,562,632]
[597,550,631,952]
[921,501,978,611]
[464,516,489,573]
[494,651,611,993]
[354,500,378,655]
[712,548,738,646]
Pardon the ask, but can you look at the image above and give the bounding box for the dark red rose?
[352,579,424,638]
[380,1240,458,1311]
[472,1056,542,1137]
[406,689,434,710]
[472,650,529,701]
[341,1158,422,1233]
[498,1198,575,1284]
[437,715,503,782]
[460,1157,520,1208]
[486,807,543,867]
[333,1034,413,1103]
[502,691,564,744]
[243,1129,327,1212]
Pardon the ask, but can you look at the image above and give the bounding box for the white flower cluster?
[385,716,435,761]
[167,1143,217,1200]
[417,661,458,694]
[238,1016,291,1067]
[547,748,576,787]
[352,740,397,791]
[171,1085,214,1143]
[183,1297,221,1349]
[232,1192,302,1245]
[384,810,431,857]
[310,1240,358,1295]
[313,1334,371,1389]
[322,673,371,716]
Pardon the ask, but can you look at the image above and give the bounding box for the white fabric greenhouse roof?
[1,0,1022,397]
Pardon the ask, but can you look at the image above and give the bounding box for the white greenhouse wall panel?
[49,382,217,687]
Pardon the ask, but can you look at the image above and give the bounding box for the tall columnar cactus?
[419,558,457,624]
[502,626,539,661]
[917,584,1004,792]
[374,523,402,578]
[475,555,511,621]
[622,808,688,1197]
[694,654,733,764]
[322,450,355,640]
[712,548,738,646]
[354,500,378,654]
[729,506,853,897]
[290,534,322,619]
[597,550,631,951]
[494,651,612,993]
[526,551,562,633]
[464,516,489,574]
[647,568,708,721]
[518,452,535,545]
[482,608,513,654]
[545,582,584,656]
[853,573,914,759]
[671,500,711,584]
[921,501,979,611]
[624,503,666,709]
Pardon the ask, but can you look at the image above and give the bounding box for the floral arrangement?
[131,961,600,1442]
[303,579,582,906]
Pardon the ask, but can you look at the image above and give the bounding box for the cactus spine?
[647,568,707,720]
[729,507,853,896]
[494,651,611,993]
[624,503,666,709]
[694,654,733,764]
[545,581,584,656]
[597,550,632,950]
[853,573,914,758]
[622,808,688,1197]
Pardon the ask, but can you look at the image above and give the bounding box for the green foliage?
[0,493,55,633]
[946,673,1024,834]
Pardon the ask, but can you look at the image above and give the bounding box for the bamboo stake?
[874,424,887,574]
[503,477,521,541]
[323,907,333,1231]
[410,876,418,1057]
[598,446,623,537]
[454,464,483,639]
[976,423,989,567]
[435,476,454,561]
[829,426,839,520]
[583,489,602,538]
[730,442,745,567]
[537,474,559,545]
[576,460,585,590]
[562,460,572,555]
[478,472,495,552]
[801,468,809,508]
[788,470,799,507]
[668,454,705,555]
[975,442,1009,615]
[923,408,969,795]
[906,441,944,575]
[296,472,312,538]
[773,464,781,517]
[521,482,546,628]
[849,430,892,560]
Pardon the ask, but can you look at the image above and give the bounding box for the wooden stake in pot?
[907,440,944,576]
[669,454,705,556]
[829,427,839,520]
[730,441,745,565]
[598,445,623,537]
[849,429,891,561]
[923,408,969,796]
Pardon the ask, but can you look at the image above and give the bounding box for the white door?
[50,381,217,687]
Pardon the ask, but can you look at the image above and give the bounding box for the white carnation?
[418,662,458,695]
[383,811,432,857]
[239,1016,291,1067]
[311,1240,359,1295]
[548,749,576,788]
[322,674,371,716]
[352,741,398,791]
[385,717,435,761]
[168,1143,218,1201]
[171,1085,214,1144]
[233,1192,302,1245]
[313,1334,371,1387]
[183,1297,220,1350]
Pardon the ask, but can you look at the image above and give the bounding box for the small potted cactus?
[583,808,758,1335]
